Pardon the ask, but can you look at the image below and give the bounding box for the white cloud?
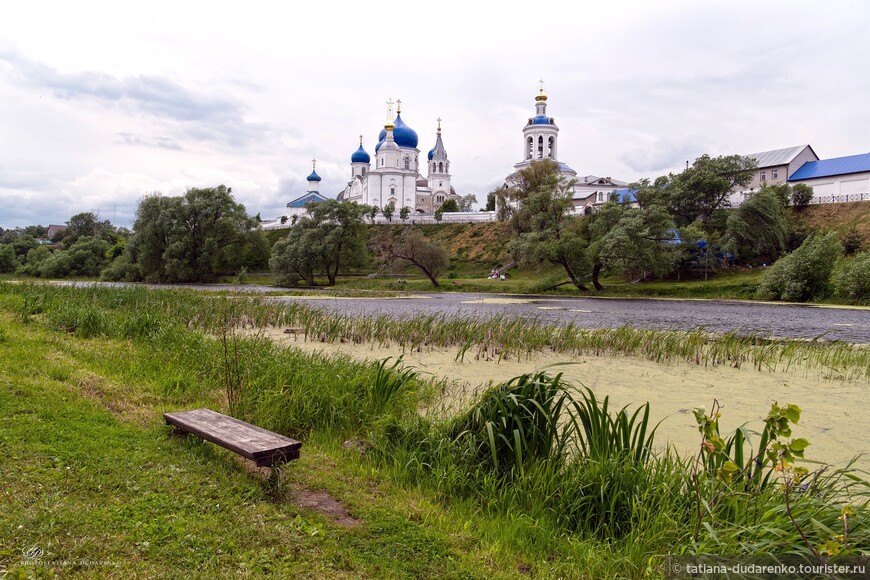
[0,0,868,228]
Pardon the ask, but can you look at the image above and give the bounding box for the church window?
[438,162,443,173]
[439,181,442,187]
[527,136,533,159]
[362,167,366,175]
[537,136,544,158]
[404,156,410,169]
[548,136,555,158]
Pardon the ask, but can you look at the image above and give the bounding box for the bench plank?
[164,408,301,467]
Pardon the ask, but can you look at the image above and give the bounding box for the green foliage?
[457,194,477,212]
[657,154,757,226]
[446,372,573,474]
[589,202,678,283]
[382,201,395,222]
[269,200,370,286]
[832,251,870,301]
[723,188,788,260]
[0,244,16,273]
[16,245,51,276]
[757,232,842,301]
[503,160,592,290]
[399,205,411,222]
[129,186,263,283]
[841,225,864,256]
[62,211,119,247]
[791,183,814,209]
[439,198,460,213]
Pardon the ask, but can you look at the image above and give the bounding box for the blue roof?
[376,113,418,151]
[306,169,321,182]
[558,162,576,174]
[287,192,327,208]
[614,188,638,204]
[788,153,870,181]
[531,115,552,125]
[427,147,435,160]
[351,143,370,164]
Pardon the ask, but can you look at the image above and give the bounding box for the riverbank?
[263,329,870,472]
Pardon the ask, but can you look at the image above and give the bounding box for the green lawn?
[0,309,525,578]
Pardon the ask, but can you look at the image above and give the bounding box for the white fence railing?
[808,193,870,204]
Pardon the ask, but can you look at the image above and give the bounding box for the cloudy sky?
[1,0,868,229]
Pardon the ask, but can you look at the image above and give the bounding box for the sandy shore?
[262,329,868,471]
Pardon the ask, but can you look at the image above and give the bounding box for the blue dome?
[531,115,552,125]
[427,147,435,160]
[375,113,418,151]
[351,144,370,163]
[392,113,418,148]
[307,169,321,182]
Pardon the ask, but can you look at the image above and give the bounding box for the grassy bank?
[1,283,867,577]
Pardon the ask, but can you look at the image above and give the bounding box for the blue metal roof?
[614,188,638,204]
[286,192,327,208]
[306,169,321,182]
[788,153,870,181]
[531,115,552,125]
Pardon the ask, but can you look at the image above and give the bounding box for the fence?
[808,192,870,204]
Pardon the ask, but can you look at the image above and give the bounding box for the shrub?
[0,244,17,273]
[757,232,841,301]
[832,251,870,301]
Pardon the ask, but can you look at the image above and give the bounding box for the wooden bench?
[164,408,301,467]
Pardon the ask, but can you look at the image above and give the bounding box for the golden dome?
[535,88,548,102]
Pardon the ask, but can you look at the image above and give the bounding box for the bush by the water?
[757,232,842,301]
[833,251,870,301]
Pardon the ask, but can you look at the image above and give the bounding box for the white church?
[336,100,460,214]
[268,86,629,226]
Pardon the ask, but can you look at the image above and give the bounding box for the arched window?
[438,162,443,173]
[404,156,410,170]
[527,136,533,159]
[361,167,366,175]
[548,136,555,158]
[537,136,544,158]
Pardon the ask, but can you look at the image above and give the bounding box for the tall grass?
[2,281,867,576]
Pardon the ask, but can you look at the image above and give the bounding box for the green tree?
[439,198,460,212]
[433,207,444,222]
[791,184,813,209]
[586,202,677,289]
[382,202,395,222]
[758,233,842,302]
[0,244,17,273]
[722,188,788,261]
[130,186,263,283]
[63,212,117,247]
[399,206,411,223]
[458,194,477,212]
[832,251,870,301]
[644,155,757,227]
[502,160,592,290]
[484,188,498,212]
[270,200,370,286]
[368,205,379,224]
[841,225,864,256]
[386,229,448,287]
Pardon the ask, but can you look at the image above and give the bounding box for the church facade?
[337,101,460,214]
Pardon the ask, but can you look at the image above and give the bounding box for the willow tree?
[501,160,591,290]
